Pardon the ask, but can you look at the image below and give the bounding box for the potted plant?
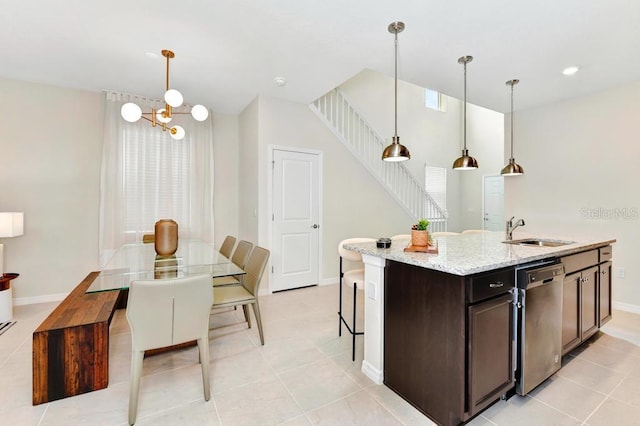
[411,218,430,247]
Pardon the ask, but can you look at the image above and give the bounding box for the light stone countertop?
[344,231,616,276]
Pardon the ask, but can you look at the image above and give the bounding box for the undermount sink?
[503,238,575,247]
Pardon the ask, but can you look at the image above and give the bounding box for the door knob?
[311,224,319,229]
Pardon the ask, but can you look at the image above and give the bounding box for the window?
[425,88,446,112]
[123,126,192,234]
[425,165,447,212]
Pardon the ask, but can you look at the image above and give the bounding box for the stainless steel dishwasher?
[514,261,565,395]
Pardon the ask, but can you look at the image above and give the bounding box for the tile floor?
[0,284,639,425]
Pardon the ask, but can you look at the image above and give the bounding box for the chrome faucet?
[506,216,525,240]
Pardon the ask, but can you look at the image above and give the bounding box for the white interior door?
[271,149,320,292]
[483,175,504,231]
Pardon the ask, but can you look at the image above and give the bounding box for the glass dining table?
[86,240,245,293]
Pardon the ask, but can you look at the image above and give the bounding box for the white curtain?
[99,91,214,265]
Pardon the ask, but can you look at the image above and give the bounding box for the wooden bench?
[32,272,124,405]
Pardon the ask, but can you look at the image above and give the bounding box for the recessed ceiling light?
[274,77,287,87]
[562,66,580,76]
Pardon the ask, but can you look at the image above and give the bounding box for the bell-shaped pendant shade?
[382,136,411,162]
[501,158,524,175]
[453,149,479,170]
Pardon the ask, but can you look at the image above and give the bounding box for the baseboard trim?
[612,301,640,315]
[14,293,67,306]
[361,360,383,385]
[320,277,339,286]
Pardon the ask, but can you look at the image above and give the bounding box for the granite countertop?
[344,231,616,276]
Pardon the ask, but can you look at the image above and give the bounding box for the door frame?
[268,145,323,293]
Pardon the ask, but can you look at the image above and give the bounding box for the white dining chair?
[126,273,213,425]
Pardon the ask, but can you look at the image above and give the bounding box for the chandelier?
[120,50,209,140]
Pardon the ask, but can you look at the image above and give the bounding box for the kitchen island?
[344,231,615,425]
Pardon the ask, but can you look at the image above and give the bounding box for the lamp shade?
[501,158,524,176]
[453,149,479,170]
[191,104,209,121]
[0,213,24,238]
[170,125,185,140]
[382,136,411,162]
[164,89,184,107]
[156,108,172,124]
[121,103,142,122]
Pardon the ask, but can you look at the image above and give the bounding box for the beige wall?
[0,77,103,301]
[238,98,260,244]
[212,113,240,248]
[504,80,640,310]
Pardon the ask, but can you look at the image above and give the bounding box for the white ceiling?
[1,0,639,114]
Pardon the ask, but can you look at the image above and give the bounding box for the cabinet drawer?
[468,268,514,303]
[561,249,598,275]
[599,246,612,263]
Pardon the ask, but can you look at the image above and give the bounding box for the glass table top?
[86,240,245,293]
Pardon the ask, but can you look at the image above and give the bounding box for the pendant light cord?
[510,82,514,159]
[463,61,467,150]
[394,31,398,139]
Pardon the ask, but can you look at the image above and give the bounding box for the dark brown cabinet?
[561,248,605,355]
[467,293,513,416]
[383,261,514,425]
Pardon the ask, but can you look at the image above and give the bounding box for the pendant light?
[382,21,411,162]
[501,79,524,176]
[452,55,479,170]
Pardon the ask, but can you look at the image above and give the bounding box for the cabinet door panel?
[599,261,612,326]
[468,294,513,416]
[581,266,599,340]
[562,272,581,355]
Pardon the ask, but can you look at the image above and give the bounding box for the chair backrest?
[242,246,270,296]
[431,232,460,237]
[219,235,237,258]
[338,238,375,262]
[461,229,489,234]
[390,234,411,240]
[231,240,253,268]
[126,273,213,352]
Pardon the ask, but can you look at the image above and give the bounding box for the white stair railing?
[309,88,447,231]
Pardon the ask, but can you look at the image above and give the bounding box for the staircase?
[309,88,447,231]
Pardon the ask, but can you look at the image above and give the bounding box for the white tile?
[306,390,401,425]
[278,358,362,411]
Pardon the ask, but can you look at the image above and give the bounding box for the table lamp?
[0,212,23,324]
